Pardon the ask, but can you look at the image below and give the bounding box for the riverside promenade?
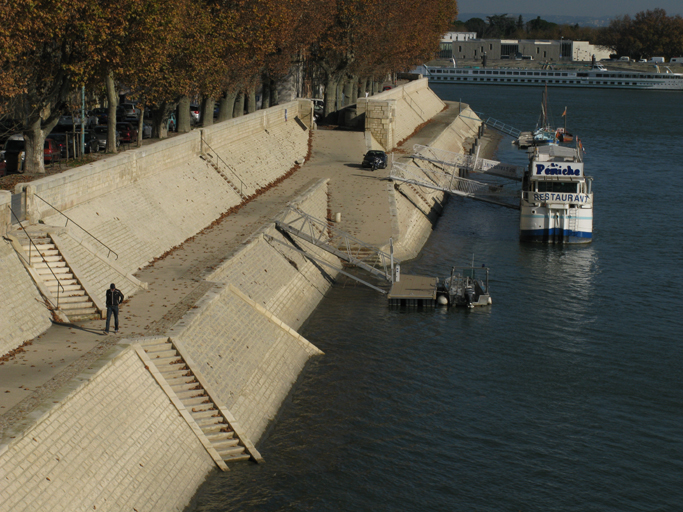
[0,102,469,435]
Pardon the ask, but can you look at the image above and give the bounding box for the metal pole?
[390,237,394,283]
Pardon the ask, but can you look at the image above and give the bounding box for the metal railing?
[201,136,247,198]
[34,194,118,260]
[7,205,64,306]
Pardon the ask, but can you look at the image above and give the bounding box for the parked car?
[189,104,200,123]
[2,134,61,172]
[382,85,393,91]
[142,122,152,139]
[92,107,109,124]
[43,138,62,163]
[94,126,120,150]
[82,130,100,153]
[116,122,138,143]
[361,150,388,170]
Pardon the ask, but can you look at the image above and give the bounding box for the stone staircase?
[143,338,262,467]
[17,232,100,321]
[201,153,247,200]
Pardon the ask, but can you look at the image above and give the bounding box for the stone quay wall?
[0,100,313,355]
[356,78,445,151]
[0,180,336,512]
[389,106,482,260]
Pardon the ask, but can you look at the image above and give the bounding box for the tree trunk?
[106,73,118,154]
[151,102,174,139]
[336,79,345,109]
[218,90,238,122]
[177,96,191,133]
[350,76,359,104]
[201,96,214,127]
[246,87,256,114]
[136,103,145,147]
[233,92,245,117]
[261,79,270,109]
[323,75,337,118]
[23,118,48,174]
[270,81,278,106]
[343,78,353,106]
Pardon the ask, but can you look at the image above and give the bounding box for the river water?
[188,85,683,511]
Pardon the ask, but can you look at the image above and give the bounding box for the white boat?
[520,144,593,243]
[422,64,683,91]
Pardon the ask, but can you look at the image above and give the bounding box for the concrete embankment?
[0,81,491,512]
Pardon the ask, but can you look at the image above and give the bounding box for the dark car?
[47,133,70,158]
[116,122,138,144]
[361,150,388,170]
[94,126,120,150]
[83,130,100,153]
[92,107,108,125]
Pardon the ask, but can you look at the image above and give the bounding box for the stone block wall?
[0,343,215,512]
[169,284,323,444]
[0,240,52,356]
[356,78,445,151]
[207,179,338,330]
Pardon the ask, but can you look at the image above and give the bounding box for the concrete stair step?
[158,362,188,373]
[144,343,174,354]
[187,403,216,413]
[205,431,236,442]
[57,294,89,303]
[47,283,80,291]
[200,423,231,435]
[160,369,193,380]
[191,410,221,420]
[222,453,251,463]
[212,438,240,450]
[36,266,71,275]
[147,349,178,360]
[196,416,226,428]
[217,446,246,458]
[171,382,202,393]
[176,389,207,400]
[33,261,67,269]
[32,254,63,263]
[182,396,212,407]
[165,375,197,386]
[152,355,184,366]
[62,307,98,317]
[50,288,85,297]
[60,300,94,310]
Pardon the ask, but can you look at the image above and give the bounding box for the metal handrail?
[7,205,64,306]
[201,136,247,197]
[33,194,118,260]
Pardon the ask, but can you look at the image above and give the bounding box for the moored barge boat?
[520,144,593,243]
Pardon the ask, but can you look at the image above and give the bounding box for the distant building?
[440,32,477,42]
[441,38,611,62]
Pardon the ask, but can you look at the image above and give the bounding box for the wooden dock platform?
[387,275,438,307]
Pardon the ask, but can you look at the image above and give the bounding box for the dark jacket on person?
[106,288,124,307]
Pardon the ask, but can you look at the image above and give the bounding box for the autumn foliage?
[0,0,457,172]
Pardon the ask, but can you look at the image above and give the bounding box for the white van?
[670,57,683,64]
[618,56,630,62]
[648,57,666,63]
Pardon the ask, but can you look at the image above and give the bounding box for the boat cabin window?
[536,181,579,193]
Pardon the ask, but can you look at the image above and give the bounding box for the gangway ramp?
[412,144,522,181]
[272,207,398,293]
[479,116,522,139]
[390,161,520,210]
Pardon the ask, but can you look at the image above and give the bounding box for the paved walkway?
[0,102,470,434]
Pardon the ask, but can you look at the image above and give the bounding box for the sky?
[457,0,683,18]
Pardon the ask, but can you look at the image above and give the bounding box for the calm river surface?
[188,84,683,511]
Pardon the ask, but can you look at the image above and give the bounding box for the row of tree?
[452,9,683,58]
[595,9,683,61]
[0,0,456,173]
[453,15,599,42]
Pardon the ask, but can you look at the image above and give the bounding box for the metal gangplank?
[411,144,522,181]
[479,116,522,139]
[271,206,398,294]
[390,160,520,210]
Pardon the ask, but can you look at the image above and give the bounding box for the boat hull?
[519,205,593,244]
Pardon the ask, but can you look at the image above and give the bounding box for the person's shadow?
[51,321,105,335]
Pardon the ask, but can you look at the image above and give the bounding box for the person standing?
[105,283,124,334]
